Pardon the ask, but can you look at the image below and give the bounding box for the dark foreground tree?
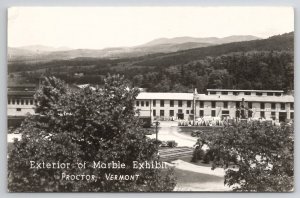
[198,121,293,192]
[8,75,176,192]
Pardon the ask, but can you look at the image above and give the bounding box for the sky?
[8,7,294,49]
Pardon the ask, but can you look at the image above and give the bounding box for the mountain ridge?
[143,35,260,46]
[8,35,261,62]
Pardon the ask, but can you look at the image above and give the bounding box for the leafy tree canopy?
[197,121,294,192]
[8,75,176,192]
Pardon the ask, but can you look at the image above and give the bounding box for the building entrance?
[177,113,184,120]
[279,112,287,122]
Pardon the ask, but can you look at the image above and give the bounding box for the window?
[256,92,262,96]
[16,108,21,112]
[222,110,229,115]
[211,110,216,117]
[187,101,191,107]
[170,100,174,107]
[178,109,182,113]
[169,110,174,116]
[211,101,216,108]
[12,99,15,105]
[30,100,33,105]
[136,101,139,106]
[8,99,11,105]
[200,110,204,117]
[200,101,204,108]
[178,100,182,107]
[290,103,294,110]
[160,110,164,116]
[25,100,29,105]
[141,101,144,107]
[191,110,194,114]
[267,92,274,96]
[271,103,276,110]
[271,112,276,120]
[233,92,239,96]
[275,92,282,96]
[186,110,189,114]
[153,110,156,116]
[223,102,228,109]
[236,101,240,108]
[146,101,149,107]
[248,110,253,118]
[221,91,228,95]
[21,99,24,105]
[210,91,216,95]
[245,92,251,95]
[160,100,164,107]
[16,99,20,105]
[248,102,252,109]
[153,100,156,107]
[260,111,265,118]
[260,103,265,110]
[291,112,294,119]
[281,103,285,110]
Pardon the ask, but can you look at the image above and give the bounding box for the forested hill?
[127,32,294,93]
[8,32,294,93]
[133,32,294,67]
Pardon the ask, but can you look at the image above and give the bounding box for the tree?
[8,75,176,192]
[198,121,293,192]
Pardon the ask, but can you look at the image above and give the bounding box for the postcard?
[7,7,294,192]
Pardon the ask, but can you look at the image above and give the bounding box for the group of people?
[177,116,281,127]
[178,117,227,127]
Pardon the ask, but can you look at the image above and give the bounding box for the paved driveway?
[147,121,198,147]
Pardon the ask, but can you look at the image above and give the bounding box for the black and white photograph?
[7,7,294,192]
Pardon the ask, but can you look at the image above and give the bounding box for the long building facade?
[7,85,294,126]
[135,89,294,123]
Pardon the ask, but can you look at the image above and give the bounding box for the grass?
[175,168,223,184]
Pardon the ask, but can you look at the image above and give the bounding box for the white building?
[135,89,294,123]
[7,83,36,117]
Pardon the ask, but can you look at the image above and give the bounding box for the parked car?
[191,130,203,137]
[160,141,168,147]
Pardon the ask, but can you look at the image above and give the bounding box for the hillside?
[8,32,294,93]
[143,35,259,46]
[133,32,293,67]
[8,35,260,62]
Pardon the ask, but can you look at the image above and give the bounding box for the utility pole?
[152,120,160,154]
[193,88,198,125]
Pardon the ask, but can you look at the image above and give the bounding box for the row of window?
[210,91,282,96]
[8,98,35,105]
[153,110,235,117]
[136,100,193,108]
[136,100,150,107]
[260,102,293,110]
[152,109,294,120]
[153,109,196,117]
[136,100,294,111]
[153,109,227,117]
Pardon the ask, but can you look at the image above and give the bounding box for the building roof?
[137,92,294,103]
[207,89,284,93]
[8,91,35,97]
[137,92,194,100]
[197,94,294,103]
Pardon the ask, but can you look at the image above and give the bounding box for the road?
[147,121,198,147]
